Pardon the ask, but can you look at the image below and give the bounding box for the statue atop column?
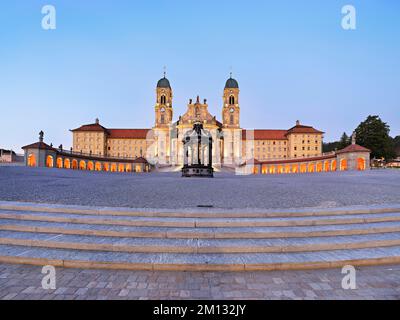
[351,131,356,145]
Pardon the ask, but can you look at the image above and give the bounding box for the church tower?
[155,72,173,128]
[152,73,173,165]
[222,74,240,128]
[222,74,242,165]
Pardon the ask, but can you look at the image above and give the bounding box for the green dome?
[157,77,171,88]
[225,77,239,89]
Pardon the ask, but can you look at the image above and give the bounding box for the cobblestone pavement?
[1,263,399,300]
[1,167,400,210]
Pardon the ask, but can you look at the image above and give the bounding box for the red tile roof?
[71,123,108,132]
[285,124,324,135]
[108,129,152,139]
[242,129,287,140]
[70,122,153,139]
[133,156,149,163]
[21,142,56,151]
[336,144,371,154]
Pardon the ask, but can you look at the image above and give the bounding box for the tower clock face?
[160,107,165,112]
[229,107,235,113]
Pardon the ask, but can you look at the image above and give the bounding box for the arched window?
[46,155,54,168]
[331,160,337,171]
[229,96,235,105]
[27,154,36,167]
[56,157,63,169]
[72,159,78,170]
[261,166,267,174]
[95,162,102,171]
[160,114,165,124]
[79,160,86,170]
[64,159,71,169]
[161,95,166,104]
[230,114,234,125]
[87,161,94,171]
[357,158,365,171]
[269,166,276,174]
[340,159,348,171]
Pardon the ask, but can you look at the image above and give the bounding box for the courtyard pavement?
[0,263,399,300]
[0,167,400,210]
[1,167,400,300]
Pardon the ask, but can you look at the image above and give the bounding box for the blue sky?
[1,0,399,152]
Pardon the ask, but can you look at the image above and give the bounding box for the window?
[229,96,235,105]
[230,114,234,125]
[161,114,165,124]
[161,95,166,104]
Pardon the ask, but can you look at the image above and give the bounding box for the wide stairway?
[0,201,400,271]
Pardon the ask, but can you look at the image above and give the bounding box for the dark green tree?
[338,132,351,149]
[354,115,396,160]
[323,141,341,153]
[392,136,400,157]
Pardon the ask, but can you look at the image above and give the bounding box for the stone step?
[2,218,400,239]
[2,202,400,271]
[1,230,400,254]
[0,244,399,271]
[2,209,400,228]
[1,201,399,218]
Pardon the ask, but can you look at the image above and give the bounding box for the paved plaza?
[1,167,400,210]
[1,263,399,300]
[1,167,400,300]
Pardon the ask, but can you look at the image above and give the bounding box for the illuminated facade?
[70,75,325,168]
[22,76,371,174]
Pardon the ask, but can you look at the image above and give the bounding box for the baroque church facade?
[71,75,325,168]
